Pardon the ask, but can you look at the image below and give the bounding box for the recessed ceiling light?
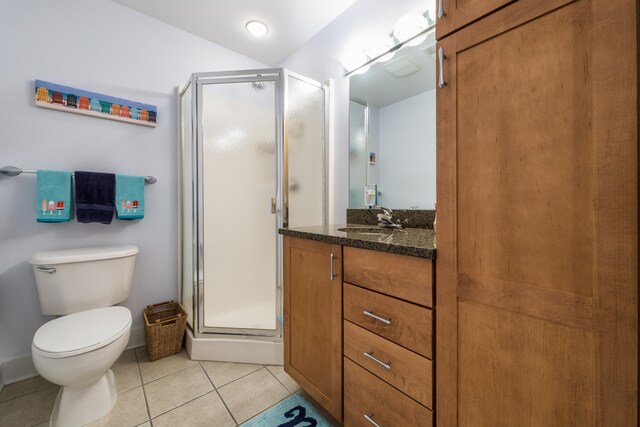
[246,20,268,38]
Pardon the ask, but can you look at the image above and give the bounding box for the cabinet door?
[436,0,637,426]
[283,236,342,421]
[435,0,514,39]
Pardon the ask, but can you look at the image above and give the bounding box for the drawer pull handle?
[363,351,391,370]
[438,47,447,89]
[330,253,335,281]
[438,0,446,18]
[364,413,383,427]
[363,310,391,325]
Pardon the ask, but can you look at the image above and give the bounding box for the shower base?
[185,328,284,365]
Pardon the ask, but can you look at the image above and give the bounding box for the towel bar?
[0,166,157,184]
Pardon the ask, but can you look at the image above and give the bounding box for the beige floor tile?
[0,386,59,426]
[218,368,290,424]
[266,365,301,393]
[0,375,56,403]
[135,423,151,427]
[114,348,137,367]
[200,360,263,388]
[144,364,213,418]
[86,386,148,427]
[136,348,197,383]
[152,391,235,427]
[112,351,142,393]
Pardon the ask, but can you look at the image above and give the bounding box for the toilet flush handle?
[36,266,56,274]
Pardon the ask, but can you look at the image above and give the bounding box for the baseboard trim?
[1,326,146,385]
[1,356,36,385]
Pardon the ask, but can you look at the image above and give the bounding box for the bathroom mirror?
[348,31,436,209]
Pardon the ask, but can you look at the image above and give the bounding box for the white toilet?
[29,245,139,427]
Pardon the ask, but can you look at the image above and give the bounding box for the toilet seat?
[33,306,131,359]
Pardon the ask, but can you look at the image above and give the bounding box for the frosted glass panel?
[349,100,367,208]
[287,76,325,227]
[180,84,194,328]
[201,81,277,330]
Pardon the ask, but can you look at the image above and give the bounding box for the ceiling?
[111,0,358,66]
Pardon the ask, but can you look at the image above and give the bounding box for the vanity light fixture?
[246,20,268,38]
[393,14,429,47]
[365,34,396,63]
[343,10,435,77]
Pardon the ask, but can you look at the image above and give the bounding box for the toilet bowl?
[29,245,138,427]
[32,306,132,427]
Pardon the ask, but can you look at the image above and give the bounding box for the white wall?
[378,89,436,208]
[279,0,430,223]
[0,0,264,376]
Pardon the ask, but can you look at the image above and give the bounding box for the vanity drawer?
[344,320,433,409]
[343,246,433,307]
[344,357,433,427]
[343,283,432,359]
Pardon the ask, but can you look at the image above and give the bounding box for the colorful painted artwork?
[34,80,157,127]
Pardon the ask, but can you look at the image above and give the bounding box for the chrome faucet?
[377,207,402,229]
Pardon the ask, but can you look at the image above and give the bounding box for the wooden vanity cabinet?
[436,0,638,425]
[283,236,343,422]
[436,0,514,39]
[343,247,434,427]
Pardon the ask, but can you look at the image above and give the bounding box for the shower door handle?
[271,197,276,214]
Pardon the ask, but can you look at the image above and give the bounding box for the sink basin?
[337,227,394,234]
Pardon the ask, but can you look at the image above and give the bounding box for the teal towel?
[37,170,73,223]
[115,175,144,220]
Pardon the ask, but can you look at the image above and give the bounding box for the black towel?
[74,171,116,224]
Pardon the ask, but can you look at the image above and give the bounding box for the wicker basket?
[143,301,187,362]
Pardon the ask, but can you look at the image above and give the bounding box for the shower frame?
[178,68,329,349]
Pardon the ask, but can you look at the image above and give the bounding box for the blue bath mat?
[241,393,339,427]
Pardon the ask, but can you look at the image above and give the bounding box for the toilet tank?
[29,245,139,315]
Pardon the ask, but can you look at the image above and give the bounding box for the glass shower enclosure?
[179,69,328,364]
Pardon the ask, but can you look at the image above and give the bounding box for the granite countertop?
[279,224,436,259]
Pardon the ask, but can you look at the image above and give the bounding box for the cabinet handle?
[363,310,391,325]
[364,413,383,427]
[363,352,392,370]
[36,266,56,274]
[438,0,446,18]
[438,47,447,89]
[330,253,335,281]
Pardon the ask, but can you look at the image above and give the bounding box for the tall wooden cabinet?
[283,237,343,422]
[436,0,514,38]
[436,0,638,425]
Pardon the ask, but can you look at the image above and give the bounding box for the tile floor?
[0,347,301,427]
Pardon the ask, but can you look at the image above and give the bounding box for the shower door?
[198,73,282,336]
[180,69,328,341]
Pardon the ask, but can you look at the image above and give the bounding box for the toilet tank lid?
[29,245,139,265]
